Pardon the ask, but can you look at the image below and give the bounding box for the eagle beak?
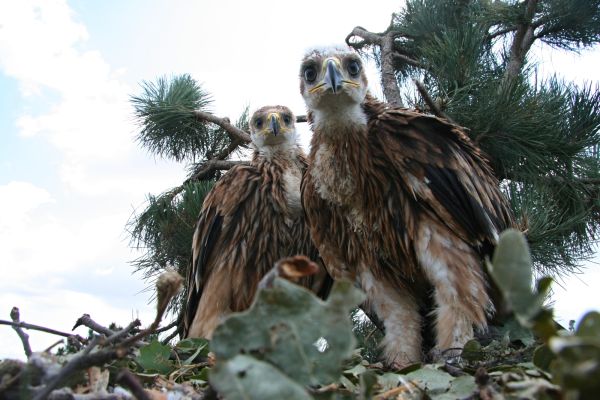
[268,113,280,136]
[323,59,343,94]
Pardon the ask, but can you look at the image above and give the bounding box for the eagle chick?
[299,46,515,367]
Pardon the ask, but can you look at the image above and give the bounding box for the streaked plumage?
[299,47,515,366]
[183,105,329,339]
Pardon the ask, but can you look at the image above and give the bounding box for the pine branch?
[487,25,518,40]
[413,79,456,124]
[193,111,251,144]
[187,160,249,183]
[391,51,423,69]
[504,0,539,86]
[346,26,404,106]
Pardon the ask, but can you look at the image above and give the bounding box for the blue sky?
[1,0,599,360]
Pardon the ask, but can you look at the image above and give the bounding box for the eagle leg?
[187,270,233,339]
[416,224,491,360]
[360,269,423,368]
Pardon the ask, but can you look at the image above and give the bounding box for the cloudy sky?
[1,0,599,360]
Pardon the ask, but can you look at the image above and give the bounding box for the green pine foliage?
[128,181,214,310]
[131,74,229,162]
[128,75,250,312]
[356,0,600,274]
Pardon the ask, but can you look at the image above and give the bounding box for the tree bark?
[346,26,404,107]
[380,33,404,106]
[503,0,539,86]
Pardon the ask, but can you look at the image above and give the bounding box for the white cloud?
[0,0,138,191]
[0,181,54,228]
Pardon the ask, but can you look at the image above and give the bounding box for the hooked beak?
[323,59,344,94]
[269,113,280,136]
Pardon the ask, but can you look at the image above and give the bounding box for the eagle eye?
[255,118,263,129]
[347,60,361,77]
[283,114,292,125]
[303,66,317,83]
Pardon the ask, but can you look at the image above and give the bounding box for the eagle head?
[299,46,368,116]
[249,105,297,149]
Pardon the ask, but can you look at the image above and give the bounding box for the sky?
[0,0,599,360]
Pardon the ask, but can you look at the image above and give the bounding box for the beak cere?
[269,114,280,136]
[324,59,343,94]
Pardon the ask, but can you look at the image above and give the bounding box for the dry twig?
[9,307,32,358]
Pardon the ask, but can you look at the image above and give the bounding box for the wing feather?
[366,99,514,248]
[183,165,261,336]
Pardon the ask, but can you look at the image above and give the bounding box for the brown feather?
[300,49,515,365]
[182,107,329,339]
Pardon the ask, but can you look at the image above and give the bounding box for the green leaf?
[210,278,364,388]
[344,364,367,377]
[532,344,556,372]
[576,311,600,338]
[488,229,534,317]
[377,372,403,391]
[210,355,313,400]
[461,339,484,362]
[175,337,210,365]
[487,229,557,340]
[358,370,378,400]
[498,317,535,346]
[405,366,453,394]
[136,339,173,375]
[432,375,477,400]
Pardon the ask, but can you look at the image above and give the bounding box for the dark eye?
[255,118,263,129]
[303,66,317,83]
[347,60,361,77]
[283,114,292,125]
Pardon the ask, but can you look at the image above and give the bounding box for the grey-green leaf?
[406,366,453,394]
[210,355,313,400]
[488,229,534,317]
[210,278,365,387]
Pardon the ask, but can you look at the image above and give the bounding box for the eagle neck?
[310,103,367,138]
[253,142,301,166]
[308,107,372,207]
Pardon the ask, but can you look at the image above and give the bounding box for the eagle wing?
[182,164,263,337]
[367,102,514,250]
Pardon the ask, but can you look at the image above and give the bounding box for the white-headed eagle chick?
[299,46,515,367]
[183,105,330,339]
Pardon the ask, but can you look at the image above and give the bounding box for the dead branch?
[346,25,383,48]
[24,270,184,400]
[0,319,86,344]
[104,320,141,345]
[47,390,126,399]
[120,270,182,348]
[73,314,114,337]
[116,370,151,400]
[9,307,32,358]
[43,339,65,353]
